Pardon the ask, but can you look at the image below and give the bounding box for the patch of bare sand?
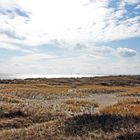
[91,93,140,113]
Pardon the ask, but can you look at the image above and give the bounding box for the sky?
[0,0,140,75]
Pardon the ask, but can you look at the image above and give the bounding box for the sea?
[0,73,105,80]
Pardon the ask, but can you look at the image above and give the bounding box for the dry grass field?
[0,75,140,140]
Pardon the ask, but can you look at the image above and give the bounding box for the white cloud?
[2,47,139,74]
[73,44,137,58]
[0,0,140,47]
[117,48,137,57]
[76,45,115,57]
[11,53,56,63]
[135,4,140,9]
[0,42,32,52]
[0,0,139,75]
[125,0,140,5]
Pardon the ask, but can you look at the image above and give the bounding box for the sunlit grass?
[0,94,24,103]
[60,98,98,114]
[100,98,140,116]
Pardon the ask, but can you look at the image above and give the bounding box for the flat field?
[0,75,140,140]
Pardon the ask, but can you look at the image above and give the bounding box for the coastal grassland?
[0,84,87,99]
[0,76,140,139]
[0,82,98,133]
[100,98,140,116]
[0,83,140,98]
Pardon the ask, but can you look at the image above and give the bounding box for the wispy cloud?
[4,48,139,74]
[11,53,57,63]
[0,0,140,74]
[0,0,140,46]
[117,47,137,57]
[0,42,32,53]
[126,0,140,5]
[0,29,26,40]
[135,4,140,9]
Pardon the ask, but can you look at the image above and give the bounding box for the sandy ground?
[91,93,140,113]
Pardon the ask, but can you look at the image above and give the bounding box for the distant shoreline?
[0,74,106,80]
[0,73,140,80]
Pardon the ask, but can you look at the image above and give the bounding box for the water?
[0,73,104,80]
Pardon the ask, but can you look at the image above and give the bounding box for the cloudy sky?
[0,0,140,74]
